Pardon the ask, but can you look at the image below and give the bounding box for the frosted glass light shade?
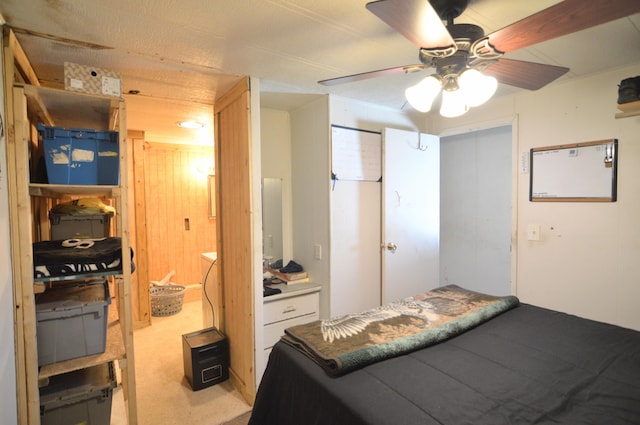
[440,88,469,118]
[405,75,442,112]
[459,69,498,107]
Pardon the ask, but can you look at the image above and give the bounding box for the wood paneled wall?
[141,141,216,286]
[131,138,216,326]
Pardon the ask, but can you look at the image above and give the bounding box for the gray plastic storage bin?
[49,212,113,240]
[40,362,116,425]
[36,280,111,366]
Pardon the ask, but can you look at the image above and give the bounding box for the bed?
[249,285,640,425]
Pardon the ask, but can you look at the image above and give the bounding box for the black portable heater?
[182,327,229,391]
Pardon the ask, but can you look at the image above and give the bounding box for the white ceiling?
[1,0,639,142]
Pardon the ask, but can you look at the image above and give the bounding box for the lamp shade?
[459,69,498,107]
[405,75,442,112]
[440,88,469,118]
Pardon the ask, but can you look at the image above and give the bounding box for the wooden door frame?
[129,130,152,328]
[214,77,259,404]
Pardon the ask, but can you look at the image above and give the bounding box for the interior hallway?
[112,300,251,424]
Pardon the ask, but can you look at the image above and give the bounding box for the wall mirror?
[262,178,283,267]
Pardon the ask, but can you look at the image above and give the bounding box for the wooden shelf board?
[615,100,640,119]
[34,270,123,283]
[616,100,640,112]
[21,83,121,130]
[34,282,45,294]
[29,183,119,198]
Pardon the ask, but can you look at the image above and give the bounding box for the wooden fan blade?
[483,58,569,90]
[366,0,455,50]
[318,64,428,86]
[487,0,640,54]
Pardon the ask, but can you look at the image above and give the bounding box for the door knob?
[386,242,398,253]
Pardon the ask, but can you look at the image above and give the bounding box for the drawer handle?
[282,306,297,314]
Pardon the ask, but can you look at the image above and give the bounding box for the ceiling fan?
[319,0,640,117]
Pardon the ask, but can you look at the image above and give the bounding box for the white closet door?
[382,128,440,303]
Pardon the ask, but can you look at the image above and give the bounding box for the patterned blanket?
[33,237,134,279]
[282,285,519,377]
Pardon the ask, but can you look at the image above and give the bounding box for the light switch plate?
[520,151,529,174]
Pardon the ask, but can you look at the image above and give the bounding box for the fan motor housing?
[419,23,484,63]
[448,23,485,45]
[430,0,469,21]
[435,53,468,79]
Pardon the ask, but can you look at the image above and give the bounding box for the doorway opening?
[440,125,513,296]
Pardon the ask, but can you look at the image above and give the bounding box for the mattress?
[249,303,640,425]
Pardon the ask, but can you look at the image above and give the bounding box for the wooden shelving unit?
[615,100,640,119]
[4,31,138,425]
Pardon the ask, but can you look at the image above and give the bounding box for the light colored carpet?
[220,411,251,425]
[113,300,252,424]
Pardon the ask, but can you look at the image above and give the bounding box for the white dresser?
[263,283,321,363]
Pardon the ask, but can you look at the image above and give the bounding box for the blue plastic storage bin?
[37,124,119,185]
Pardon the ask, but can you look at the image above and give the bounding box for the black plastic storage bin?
[40,362,116,425]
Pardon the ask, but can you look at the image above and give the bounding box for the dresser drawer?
[264,292,319,325]
[264,311,319,350]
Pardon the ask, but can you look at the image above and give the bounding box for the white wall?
[430,63,640,331]
[329,97,434,316]
[260,108,293,263]
[288,95,433,317]
[0,28,19,423]
[290,96,332,316]
[329,96,429,133]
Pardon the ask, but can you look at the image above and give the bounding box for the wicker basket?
[150,284,186,317]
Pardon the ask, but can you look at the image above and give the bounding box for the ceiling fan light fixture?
[405,75,442,112]
[459,69,498,107]
[440,87,469,118]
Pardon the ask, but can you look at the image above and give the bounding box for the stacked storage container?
[34,133,119,422]
[39,362,116,425]
[37,123,119,186]
[35,280,111,366]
